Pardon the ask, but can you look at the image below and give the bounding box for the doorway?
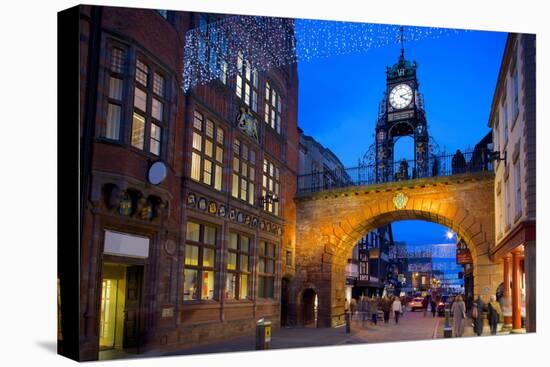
[301,288,318,327]
[99,263,143,353]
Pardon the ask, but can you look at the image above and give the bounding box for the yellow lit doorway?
[99,263,126,351]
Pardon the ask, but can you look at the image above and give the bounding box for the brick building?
[72,5,299,361]
[489,33,536,333]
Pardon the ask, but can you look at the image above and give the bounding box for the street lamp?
[446,230,454,240]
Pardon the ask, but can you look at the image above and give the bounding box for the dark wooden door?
[302,289,316,326]
[123,266,143,350]
[281,278,289,326]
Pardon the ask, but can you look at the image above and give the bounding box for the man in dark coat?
[430,298,437,317]
[473,296,485,336]
[488,295,503,335]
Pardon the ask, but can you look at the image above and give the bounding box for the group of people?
[345,295,408,325]
[441,294,504,337]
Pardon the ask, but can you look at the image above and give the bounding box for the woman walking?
[370,297,378,325]
[488,295,503,335]
[392,296,402,324]
[451,295,466,337]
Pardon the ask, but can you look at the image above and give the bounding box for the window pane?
[265,277,274,298]
[105,104,121,140]
[150,124,161,156]
[192,132,202,151]
[229,233,238,250]
[232,174,239,198]
[268,243,275,257]
[242,162,248,177]
[248,183,255,206]
[236,75,242,97]
[233,157,240,172]
[226,273,236,299]
[111,47,126,73]
[216,127,224,145]
[250,150,256,164]
[134,87,147,111]
[131,113,145,149]
[252,90,257,112]
[214,165,222,191]
[216,147,223,163]
[183,269,198,301]
[205,140,213,157]
[193,111,203,131]
[241,236,250,253]
[203,159,212,185]
[109,77,123,100]
[206,120,214,138]
[249,167,255,181]
[227,252,237,270]
[201,271,215,300]
[153,72,164,97]
[186,221,200,241]
[240,178,247,200]
[152,98,163,121]
[240,254,249,272]
[184,245,199,266]
[204,225,216,245]
[266,259,274,274]
[259,258,265,273]
[259,241,265,256]
[258,276,265,298]
[203,247,215,267]
[136,59,148,86]
[240,274,248,299]
[191,152,201,181]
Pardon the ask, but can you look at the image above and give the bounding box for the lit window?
[262,158,280,215]
[226,233,251,300]
[190,111,224,191]
[183,221,218,301]
[104,47,127,140]
[264,82,282,133]
[235,52,258,111]
[232,139,256,205]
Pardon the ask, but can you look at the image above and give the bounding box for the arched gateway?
[289,171,499,327]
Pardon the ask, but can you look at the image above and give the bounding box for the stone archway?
[291,172,500,327]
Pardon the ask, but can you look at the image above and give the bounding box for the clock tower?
[375,28,429,182]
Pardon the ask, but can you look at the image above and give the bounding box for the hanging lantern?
[119,192,133,216]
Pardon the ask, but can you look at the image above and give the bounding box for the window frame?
[183,220,219,302]
[103,44,128,141]
[231,138,257,206]
[257,240,277,299]
[190,110,225,191]
[262,158,280,216]
[235,51,258,111]
[264,81,282,134]
[225,232,253,300]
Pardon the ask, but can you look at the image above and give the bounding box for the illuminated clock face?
[389,83,413,109]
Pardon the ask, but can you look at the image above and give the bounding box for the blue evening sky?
[295,23,507,248]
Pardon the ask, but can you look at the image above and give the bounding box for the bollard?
[345,312,351,334]
[255,318,271,350]
[443,309,452,338]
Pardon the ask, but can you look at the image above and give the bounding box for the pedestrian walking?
[473,296,484,336]
[382,296,391,324]
[392,296,402,324]
[350,297,357,321]
[370,297,378,325]
[488,295,503,335]
[400,296,407,316]
[451,295,466,337]
[430,298,437,317]
[359,295,368,326]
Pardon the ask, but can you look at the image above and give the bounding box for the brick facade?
[77,5,298,361]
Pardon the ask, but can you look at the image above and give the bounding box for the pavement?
[99,308,516,360]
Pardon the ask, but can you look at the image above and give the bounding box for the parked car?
[409,297,424,311]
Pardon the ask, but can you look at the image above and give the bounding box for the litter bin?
[256,318,272,350]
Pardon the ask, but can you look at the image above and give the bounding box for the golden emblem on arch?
[393,192,408,210]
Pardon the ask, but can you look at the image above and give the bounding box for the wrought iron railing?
[297,151,493,194]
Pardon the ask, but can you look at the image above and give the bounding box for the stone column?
[502,256,512,329]
[511,251,523,332]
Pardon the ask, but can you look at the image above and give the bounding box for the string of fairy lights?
[183,15,467,91]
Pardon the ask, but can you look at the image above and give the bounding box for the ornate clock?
[389,83,413,109]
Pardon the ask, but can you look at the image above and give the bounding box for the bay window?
[190,111,224,191]
[232,138,256,205]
